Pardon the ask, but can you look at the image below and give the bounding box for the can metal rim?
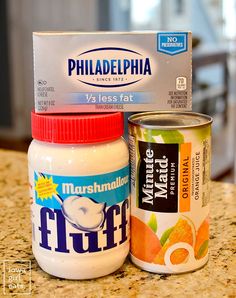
[128,111,213,130]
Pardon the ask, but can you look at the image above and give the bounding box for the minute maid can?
[128,111,212,274]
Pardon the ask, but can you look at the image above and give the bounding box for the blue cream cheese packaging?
[33,31,192,113]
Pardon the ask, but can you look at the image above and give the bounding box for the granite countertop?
[0,149,235,297]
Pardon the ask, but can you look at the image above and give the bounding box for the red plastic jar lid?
[31,111,124,144]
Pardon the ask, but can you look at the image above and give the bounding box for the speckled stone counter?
[0,149,235,297]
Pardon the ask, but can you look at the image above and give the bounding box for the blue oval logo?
[67,47,152,88]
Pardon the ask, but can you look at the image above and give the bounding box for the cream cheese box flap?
[33,31,192,113]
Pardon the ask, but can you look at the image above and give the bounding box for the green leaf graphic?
[197,240,209,258]
[151,129,162,136]
[140,129,184,144]
[143,129,162,142]
[160,130,184,144]
[195,126,211,142]
[147,213,157,233]
[160,226,174,246]
[143,130,156,143]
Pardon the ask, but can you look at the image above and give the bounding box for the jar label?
[30,165,130,255]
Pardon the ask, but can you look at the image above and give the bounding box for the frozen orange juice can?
[128,111,212,274]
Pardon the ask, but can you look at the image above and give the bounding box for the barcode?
[202,139,210,207]
[203,139,209,184]
[129,135,136,188]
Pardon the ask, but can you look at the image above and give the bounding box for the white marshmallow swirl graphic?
[62,196,106,232]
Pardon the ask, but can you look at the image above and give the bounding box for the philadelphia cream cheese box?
[33,31,192,113]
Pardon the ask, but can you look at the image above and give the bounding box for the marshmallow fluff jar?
[28,112,130,279]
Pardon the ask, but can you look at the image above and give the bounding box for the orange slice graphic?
[194,217,209,259]
[153,216,196,265]
[131,215,161,263]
